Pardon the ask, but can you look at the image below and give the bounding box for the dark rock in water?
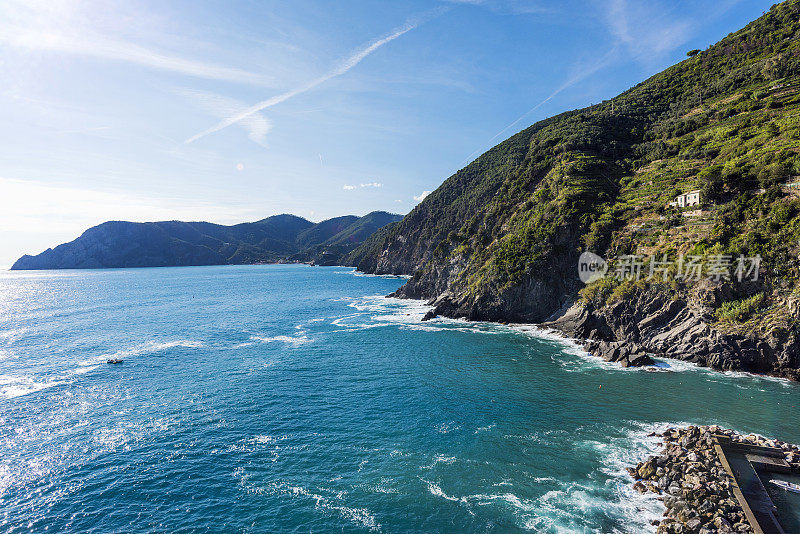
[583,340,654,368]
[545,280,800,381]
[107,359,123,364]
[421,310,438,321]
[629,353,655,367]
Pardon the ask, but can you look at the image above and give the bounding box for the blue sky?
[0,0,777,266]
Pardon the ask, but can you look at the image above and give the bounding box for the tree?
[687,49,700,57]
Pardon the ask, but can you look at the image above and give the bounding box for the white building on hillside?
[668,190,701,208]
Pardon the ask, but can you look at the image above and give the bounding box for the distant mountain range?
[11,211,402,270]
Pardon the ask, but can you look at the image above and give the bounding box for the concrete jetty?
[713,435,791,534]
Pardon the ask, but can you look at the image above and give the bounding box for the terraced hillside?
[346,1,800,378]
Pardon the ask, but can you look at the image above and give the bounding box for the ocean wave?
[100,340,205,362]
[420,454,459,470]
[434,422,461,434]
[475,423,496,434]
[237,478,381,532]
[0,373,66,399]
[355,476,401,495]
[0,359,108,399]
[341,297,797,389]
[0,327,26,344]
[423,422,670,532]
[334,268,410,280]
[72,365,99,375]
[249,334,311,347]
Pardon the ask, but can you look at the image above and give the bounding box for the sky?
[0,0,778,267]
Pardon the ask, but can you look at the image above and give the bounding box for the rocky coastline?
[630,425,800,533]
[541,282,800,381]
[419,283,800,380]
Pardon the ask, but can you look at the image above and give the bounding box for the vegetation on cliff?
[347,1,800,337]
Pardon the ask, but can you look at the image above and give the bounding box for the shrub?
[715,293,767,322]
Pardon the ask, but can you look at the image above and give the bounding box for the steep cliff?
[346,1,800,377]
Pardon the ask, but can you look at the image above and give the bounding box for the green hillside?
[347,0,800,337]
[12,212,401,270]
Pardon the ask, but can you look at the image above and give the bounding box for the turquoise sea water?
[0,264,798,533]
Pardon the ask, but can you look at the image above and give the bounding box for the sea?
[0,264,798,533]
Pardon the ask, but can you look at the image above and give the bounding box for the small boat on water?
[769,479,800,494]
[106,359,123,364]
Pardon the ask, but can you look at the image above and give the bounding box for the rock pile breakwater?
[629,425,800,533]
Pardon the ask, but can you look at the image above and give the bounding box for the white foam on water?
[434,422,461,434]
[238,478,381,532]
[72,365,98,375]
[0,374,65,399]
[342,298,797,389]
[423,422,671,532]
[334,268,410,280]
[97,340,205,363]
[420,454,459,470]
[249,334,312,347]
[425,480,465,503]
[0,327,26,344]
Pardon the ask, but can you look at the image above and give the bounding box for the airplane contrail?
[459,47,619,166]
[186,20,420,144]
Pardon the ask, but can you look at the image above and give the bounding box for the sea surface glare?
[0,265,798,532]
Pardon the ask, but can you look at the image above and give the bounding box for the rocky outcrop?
[583,340,655,367]
[630,425,800,533]
[543,281,800,380]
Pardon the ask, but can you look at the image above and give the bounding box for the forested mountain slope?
[12,212,401,270]
[346,1,800,378]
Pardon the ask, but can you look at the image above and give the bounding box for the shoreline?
[414,301,800,384]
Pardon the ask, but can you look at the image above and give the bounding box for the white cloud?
[414,190,432,202]
[459,0,700,167]
[0,0,273,86]
[603,0,692,63]
[343,182,382,190]
[177,88,272,146]
[186,16,426,144]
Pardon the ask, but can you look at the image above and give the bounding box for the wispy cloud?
[0,0,272,86]
[177,89,272,146]
[602,0,692,64]
[461,47,617,165]
[343,182,382,190]
[460,0,700,166]
[185,14,434,144]
[414,190,432,202]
